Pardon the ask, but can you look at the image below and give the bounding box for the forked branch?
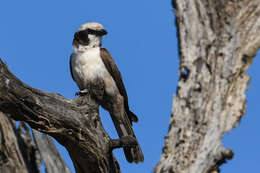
[0,59,121,173]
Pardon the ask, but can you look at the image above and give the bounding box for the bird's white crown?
[78,22,105,31]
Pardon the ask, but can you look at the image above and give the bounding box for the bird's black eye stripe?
[74,29,108,43]
[77,30,89,42]
[87,29,107,36]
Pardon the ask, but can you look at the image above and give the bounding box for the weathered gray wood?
[32,130,72,173]
[0,59,121,173]
[0,113,41,173]
[0,112,72,173]
[155,0,260,173]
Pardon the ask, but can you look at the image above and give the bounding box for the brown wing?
[100,48,138,123]
[69,54,75,82]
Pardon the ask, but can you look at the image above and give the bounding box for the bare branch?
[0,59,121,173]
[32,130,72,173]
[0,113,41,173]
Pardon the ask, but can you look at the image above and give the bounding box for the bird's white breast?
[71,47,107,88]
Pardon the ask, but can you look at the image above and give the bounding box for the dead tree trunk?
[32,130,72,173]
[0,113,40,173]
[155,0,260,173]
[0,112,72,173]
[0,58,138,173]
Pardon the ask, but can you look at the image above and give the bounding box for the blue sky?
[0,1,259,173]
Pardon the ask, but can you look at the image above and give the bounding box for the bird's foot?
[75,89,89,97]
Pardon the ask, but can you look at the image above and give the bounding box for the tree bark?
[0,112,72,173]
[0,113,41,173]
[155,0,260,173]
[32,130,72,173]
[0,59,130,173]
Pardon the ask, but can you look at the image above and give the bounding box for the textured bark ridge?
[0,113,41,173]
[0,115,71,173]
[155,1,260,173]
[32,130,72,173]
[0,59,125,173]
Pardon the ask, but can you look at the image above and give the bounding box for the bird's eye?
[78,30,89,43]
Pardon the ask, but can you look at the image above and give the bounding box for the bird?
[69,22,144,163]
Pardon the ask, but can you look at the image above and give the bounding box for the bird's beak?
[100,29,108,36]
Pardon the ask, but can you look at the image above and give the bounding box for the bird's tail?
[111,112,144,163]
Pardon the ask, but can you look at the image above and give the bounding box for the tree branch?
[32,130,72,173]
[155,0,260,173]
[0,59,121,173]
[0,113,41,173]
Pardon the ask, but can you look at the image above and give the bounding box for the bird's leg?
[75,89,89,96]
